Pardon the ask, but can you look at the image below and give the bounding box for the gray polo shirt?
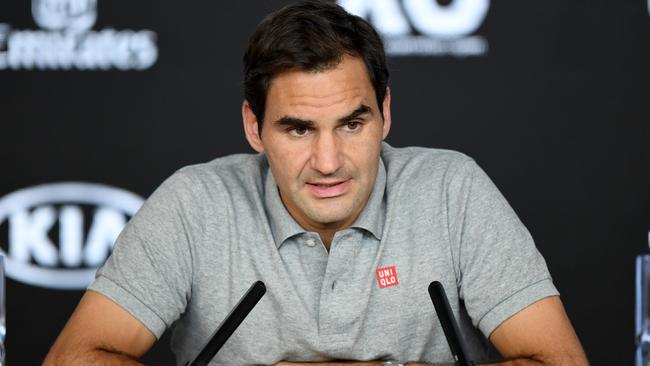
[89,143,558,365]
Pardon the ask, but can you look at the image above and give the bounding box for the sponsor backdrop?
[0,0,648,364]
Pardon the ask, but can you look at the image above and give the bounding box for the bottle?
[636,232,650,366]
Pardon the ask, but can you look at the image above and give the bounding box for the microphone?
[428,281,475,366]
[185,281,267,366]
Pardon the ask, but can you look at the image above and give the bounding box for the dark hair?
[243,0,389,125]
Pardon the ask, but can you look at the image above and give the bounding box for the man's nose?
[310,131,342,176]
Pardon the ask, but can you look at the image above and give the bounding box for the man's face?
[243,55,391,233]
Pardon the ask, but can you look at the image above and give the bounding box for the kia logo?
[0,182,143,290]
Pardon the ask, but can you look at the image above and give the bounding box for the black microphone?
[428,281,475,366]
[185,281,267,366]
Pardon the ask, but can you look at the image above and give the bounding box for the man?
[44,1,589,365]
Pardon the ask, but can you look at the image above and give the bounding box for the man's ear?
[381,86,392,140]
[242,100,265,153]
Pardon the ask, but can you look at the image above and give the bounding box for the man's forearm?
[485,355,588,366]
[275,362,450,366]
[484,360,543,366]
[44,348,146,366]
[276,358,587,366]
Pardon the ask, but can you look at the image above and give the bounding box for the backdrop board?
[0,1,648,365]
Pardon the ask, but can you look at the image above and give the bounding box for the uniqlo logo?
[376,266,399,289]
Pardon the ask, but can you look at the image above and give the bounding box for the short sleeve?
[88,170,199,338]
[446,158,559,337]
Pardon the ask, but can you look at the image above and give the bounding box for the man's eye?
[289,127,308,136]
[344,121,361,131]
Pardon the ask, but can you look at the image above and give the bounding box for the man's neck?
[295,220,350,252]
[277,192,370,252]
[283,206,360,252]
[319,231,336,251]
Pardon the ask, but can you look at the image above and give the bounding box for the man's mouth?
[314,182,339,187]
[306,180,351,198]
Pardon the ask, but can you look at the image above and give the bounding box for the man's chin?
[303,206,356,227]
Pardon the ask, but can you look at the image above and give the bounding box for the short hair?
[243,0,389,126]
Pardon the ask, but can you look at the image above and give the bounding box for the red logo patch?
[376,266,399,289]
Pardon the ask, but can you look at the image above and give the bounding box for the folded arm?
[484,295,588,366]
[43,290,156,366]
[276,296,588,366]
[275,363,445,366]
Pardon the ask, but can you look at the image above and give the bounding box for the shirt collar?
[264,167,307,248]
[349,159,385,240]
[264,157,387,248]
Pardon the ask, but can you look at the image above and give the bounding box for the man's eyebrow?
[273,117,315,128]
[273,105,372,127]
[338,105,372,122]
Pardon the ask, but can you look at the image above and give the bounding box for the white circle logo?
[31,0,97,34]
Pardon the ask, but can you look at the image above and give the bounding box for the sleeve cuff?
[88,275,168,339]
[477,278,559,337]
